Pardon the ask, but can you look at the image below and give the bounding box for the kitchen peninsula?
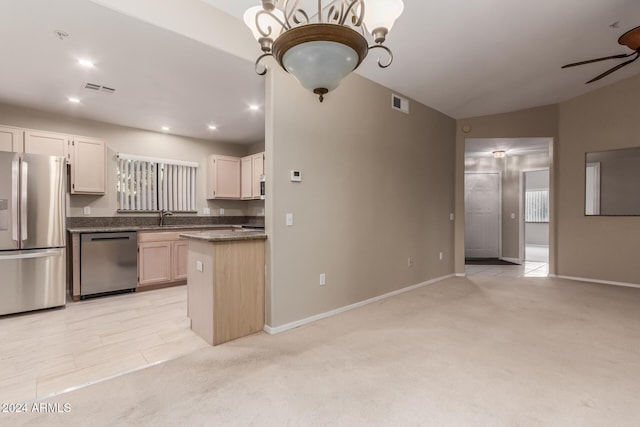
[180,229,267,345]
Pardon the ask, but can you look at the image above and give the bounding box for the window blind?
[525,190,549,223]
[117,153,198,212]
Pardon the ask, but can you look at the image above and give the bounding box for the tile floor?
[465,260,549,277]
[0,286,206,404]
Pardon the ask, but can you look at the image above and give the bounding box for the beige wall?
[557,74,640,284]
[265,69,456,327]
[455,105,559,273]
[0,102,260,218]
[464,152,549,260]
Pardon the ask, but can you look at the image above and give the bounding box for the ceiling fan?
[562,25,640,83]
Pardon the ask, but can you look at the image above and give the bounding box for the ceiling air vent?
[83,83,116,94]
[391,93,409,114]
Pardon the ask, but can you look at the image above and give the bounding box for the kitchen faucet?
[159,209,173,227]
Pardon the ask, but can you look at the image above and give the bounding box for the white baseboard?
[556,275,640,289]
[263,273,455,335]
[500,257,521,264]
[455,273,466,277]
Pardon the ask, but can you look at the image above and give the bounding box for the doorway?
[464,172,501,258]
[522,169,550,262]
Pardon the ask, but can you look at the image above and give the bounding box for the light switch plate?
[196,261,203,272]
[286,213,293,226]
[290,170,302,182]
[450,213,454,221]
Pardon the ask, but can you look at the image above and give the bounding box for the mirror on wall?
[585,147,640,216]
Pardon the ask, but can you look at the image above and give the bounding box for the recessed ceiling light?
[161,126,170,131]
[208,125,217,130]
[68,97,80,103]
[492,150,506,158]
[249,105,260,111]
[78,59,95,68]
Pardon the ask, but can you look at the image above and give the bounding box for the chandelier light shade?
[245,0,405,102]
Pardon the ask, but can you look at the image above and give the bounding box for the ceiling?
[0,0,265,144]
[465,138,551,159]
[1,1,639,145]
[205,0,640,119]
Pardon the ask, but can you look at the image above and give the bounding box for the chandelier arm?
[326,5,339,24]
[340,0,364,27]
[255,53,272,75]
[284,0,309,28]
[368,44,394,68]
[256,9,289,36]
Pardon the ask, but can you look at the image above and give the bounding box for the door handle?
[89,237,132,241]
[21,160,28,241]
[11,159,19,242]
[0,250,61,260]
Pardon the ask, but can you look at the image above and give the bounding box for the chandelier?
[244,0,404,102]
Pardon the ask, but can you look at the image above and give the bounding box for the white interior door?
[465,173,500,258]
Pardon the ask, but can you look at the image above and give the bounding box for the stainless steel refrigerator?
[0,152,67,316]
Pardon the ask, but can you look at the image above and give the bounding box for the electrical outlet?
[203,207,211,215]
[286,213,293,226]
[408,257,414,267]
[219,208,225,215]
[439,252,443,261]
[196,261,203,272]
[511,213,516,219]
[83,206,91,215]
[450,213,454,221]
[259,207,265,216]
[319,273,326,286]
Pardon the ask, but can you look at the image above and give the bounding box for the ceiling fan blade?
[586,53,640,83]
[561,52,634,68]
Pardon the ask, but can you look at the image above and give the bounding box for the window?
[117,153,197,212]
[525,190,549,223]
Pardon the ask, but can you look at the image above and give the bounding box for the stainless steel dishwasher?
[80,232,138,298]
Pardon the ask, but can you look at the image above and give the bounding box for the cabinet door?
[240,156,253,200]
[71,136,106,194]
[172,241,189,281]
[0,126,22,153]
[251,153,264,199]
[24,130,68,158]
[208,155,240,199]
[138,241,172,286]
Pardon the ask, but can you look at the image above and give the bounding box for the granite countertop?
[179,230,267,242]
[67,224,256,234]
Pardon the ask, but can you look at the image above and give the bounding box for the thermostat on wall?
[290,170,302,182]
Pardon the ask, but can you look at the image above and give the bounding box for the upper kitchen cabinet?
[70,136,106,195]
[241,152,265,200]
[207,155,241,199]
[0,125,23,153]
[24,129,68,158]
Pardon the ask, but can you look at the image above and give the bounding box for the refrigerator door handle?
[0,249,62,260]
[11,158,19,242]
[20,160,28,241]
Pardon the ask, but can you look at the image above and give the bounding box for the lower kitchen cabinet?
[138,232,190,288]
[172,240,189,281]
[138,241,173,286]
